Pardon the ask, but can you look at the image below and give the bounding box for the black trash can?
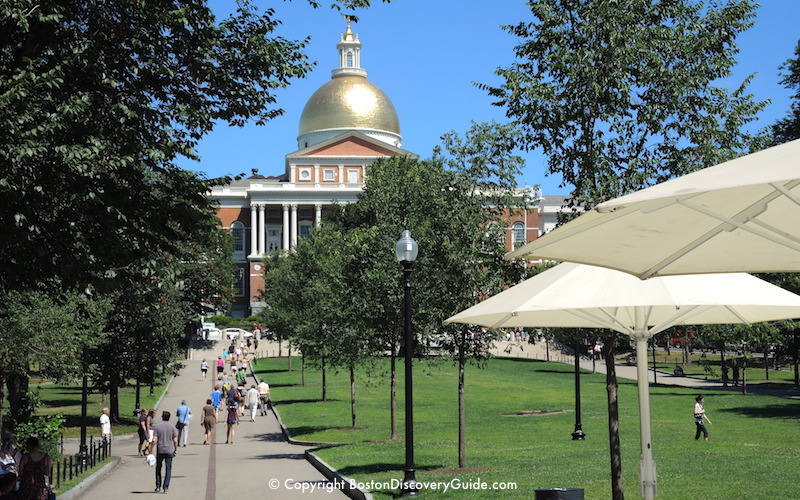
[534,488,584,500]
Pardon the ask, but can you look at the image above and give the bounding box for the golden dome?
[298,75,400,137]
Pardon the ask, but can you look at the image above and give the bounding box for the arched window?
[512,222,525,248]
[231,221,245,253]
[346,51,354,67]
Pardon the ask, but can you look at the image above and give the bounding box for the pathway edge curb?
[57,456,121,500]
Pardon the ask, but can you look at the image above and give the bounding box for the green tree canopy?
[480,0,766,209]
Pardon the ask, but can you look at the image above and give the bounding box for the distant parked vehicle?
[203,327,223,340]
[223,328,254,340]
[670,336,694,349]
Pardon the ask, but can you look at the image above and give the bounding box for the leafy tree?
[0,290,110,431]
[771,39,800,145]
[480,3,767,496]
[480,0,766,210]
[337,121,528,467]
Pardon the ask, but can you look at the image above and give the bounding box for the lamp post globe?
[396,229,419,496]
[395,229,418,263]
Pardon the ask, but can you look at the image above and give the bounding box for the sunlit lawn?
[253,355,800,499]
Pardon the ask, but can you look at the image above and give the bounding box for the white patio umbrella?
[505,138,800,278]
[445,262,800,500]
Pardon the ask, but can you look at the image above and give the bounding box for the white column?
[290,204,298,249]
[257,205,266,256]
[315,203,322,227]
[338,165,344,185]
[282,204,290,250]
[249,205,258,256]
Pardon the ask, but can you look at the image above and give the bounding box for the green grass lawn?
[253,356,800,500]
[30,379,168,439]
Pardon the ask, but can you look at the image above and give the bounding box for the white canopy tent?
[446,262,800,499]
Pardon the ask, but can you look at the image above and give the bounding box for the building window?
[323,169,335,181]
[347,169,359,184]
[512,222,525,248]
[233,268,245,297]
[299,222,312,238]
[231,221,245,253]
[346,51,354,67]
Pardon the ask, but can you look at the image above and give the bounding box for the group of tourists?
[0,432,53,499]
[203,360,270,445]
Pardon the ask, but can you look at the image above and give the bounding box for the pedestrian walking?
[200,359,209,380]
[145,409,156,455]
[211,386,223,416]
[137,407,149,456]
[175,400,191,447]
[201,399,216,445]
[17,436,51,500]
[225,403,238,444]
[99,407,112,442]
[246,384,259,422]
[258,378,271,416]
[152,410,178,494]
[216,356,224,374]
[732,360,740,386]
[694,395,713,441]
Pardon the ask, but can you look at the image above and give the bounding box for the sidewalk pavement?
[489,339,800,398]
[67,340,352,500]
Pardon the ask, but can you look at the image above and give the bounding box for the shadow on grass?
[719,404,800,419]
[277,399,342,405]
[286,425,337,436]
[337,462,446,479]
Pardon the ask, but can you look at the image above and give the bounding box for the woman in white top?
[694,395,713,441]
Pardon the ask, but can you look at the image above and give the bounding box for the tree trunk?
[350,364,356,428]
[6,373,30,429]
[301,354,306,387]
[288,347,292,372]
[110,372,120,422]
[390,343,397,440]
[458,346,466,469]
[321,357,327,402]
[0,373,5,431]
[604,335,625,500]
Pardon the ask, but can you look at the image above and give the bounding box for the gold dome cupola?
[297,18,402,149]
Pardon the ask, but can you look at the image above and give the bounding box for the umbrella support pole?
[635,336,657,499]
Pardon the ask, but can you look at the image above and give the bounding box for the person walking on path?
[17,436,51,500]
[99,407,112,442]
[137,407,149,456]
[694,395,713,441]
[216,355,224,375]
[200,359,209,380]
[175,400,191,447]
[258,378,271,416]
[152,410,178,493]
[225,403,238,444]
[732,360,740,386]
[211,385,222,416]
[201,399,216,445]
[246,384,259,422]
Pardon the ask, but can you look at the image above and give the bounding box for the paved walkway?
[489,339,800,398]
[67,340,349,500]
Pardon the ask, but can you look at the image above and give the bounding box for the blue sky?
[181,1,800,196]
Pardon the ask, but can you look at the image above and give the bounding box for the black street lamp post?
[77,345,89,465]
[572,341,586,440]
[395,230,419,497]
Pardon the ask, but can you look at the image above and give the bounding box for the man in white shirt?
[99,407,112,442]
[246,385,260,422]
[257,379,271,416]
